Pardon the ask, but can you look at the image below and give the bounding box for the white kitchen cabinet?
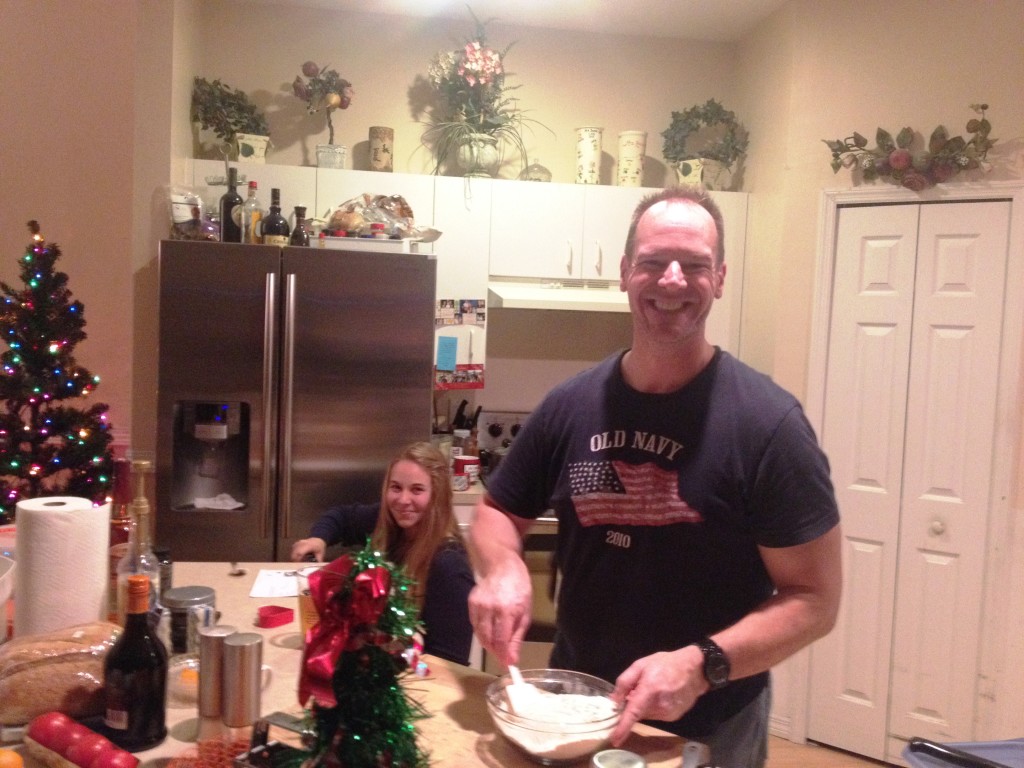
[488,181,589,281]
[805,196,1018,764]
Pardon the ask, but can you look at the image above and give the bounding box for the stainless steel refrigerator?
[155,240,437,561]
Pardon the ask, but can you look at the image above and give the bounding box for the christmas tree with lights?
[0,221,114,522]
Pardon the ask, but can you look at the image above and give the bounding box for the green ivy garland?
[662,99,748,169]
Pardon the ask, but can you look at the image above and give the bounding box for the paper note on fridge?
[436,335,457,371]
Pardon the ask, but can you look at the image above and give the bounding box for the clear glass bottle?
[116,460,160,625]
[240,181,263,244]
[104,574,168,751]
[107,458,133,623]
[219,167,243,243]
[289,205,310,246]
[261,188,291,246]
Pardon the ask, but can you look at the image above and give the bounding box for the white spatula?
[505,665,542,715]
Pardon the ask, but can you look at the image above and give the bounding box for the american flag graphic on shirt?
[569,459,703,526]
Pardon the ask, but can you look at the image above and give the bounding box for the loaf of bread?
[0,620,121,725]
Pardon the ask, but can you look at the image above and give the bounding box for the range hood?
[487,281,629,313]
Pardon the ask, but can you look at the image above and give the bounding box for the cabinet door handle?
[594,239,602,276]
[565,239,573,275]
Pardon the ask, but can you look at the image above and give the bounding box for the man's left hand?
[608,645,708,746]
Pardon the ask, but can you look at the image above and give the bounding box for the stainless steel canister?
[197,624,237,718]
[222,632,265,728]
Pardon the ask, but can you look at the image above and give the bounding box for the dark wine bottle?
[219,167,243,243]
[261,188,291,246]
[104,574,169,751]
[289,205,310,246]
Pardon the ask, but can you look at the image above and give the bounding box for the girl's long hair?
[371,441,460,607]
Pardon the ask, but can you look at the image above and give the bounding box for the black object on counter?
[907,738,1016,768]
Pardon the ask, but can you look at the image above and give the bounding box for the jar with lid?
[161,585,216,656]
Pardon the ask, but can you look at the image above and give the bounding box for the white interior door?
[808,201,1011,761]
[808,204,919,759]
[886,201,1010,749]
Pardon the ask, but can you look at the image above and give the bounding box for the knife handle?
[907,738,1014,768]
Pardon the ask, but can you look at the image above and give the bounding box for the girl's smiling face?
[386,459,433,531]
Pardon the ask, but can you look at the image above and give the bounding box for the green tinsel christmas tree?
[294,543,430,768]
[0,221,114,522]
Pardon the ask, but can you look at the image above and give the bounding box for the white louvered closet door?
[807,200,1011,762]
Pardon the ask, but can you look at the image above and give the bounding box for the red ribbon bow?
[298,554,392,708]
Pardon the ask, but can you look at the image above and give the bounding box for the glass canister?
[161,585,216,656]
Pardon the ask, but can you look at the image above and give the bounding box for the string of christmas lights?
[0,221,114,521]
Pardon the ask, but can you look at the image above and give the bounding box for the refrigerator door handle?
[261,272,278,539]
[279,272,297,538]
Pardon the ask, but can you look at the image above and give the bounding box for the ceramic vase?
[674,158,704,185]
[316,144,347,169]
[575,127,603,184]
[701,159,733,190]
[236,134,269,163]
[456,133,500,178]
[617,130,647,187]
[369,126,394,172]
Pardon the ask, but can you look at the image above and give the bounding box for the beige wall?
[1,0,1022,460]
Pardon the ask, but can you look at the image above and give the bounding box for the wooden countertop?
[22,562,684,767]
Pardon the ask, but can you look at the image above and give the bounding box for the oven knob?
[488,422,504,438]
[510,423,522,438]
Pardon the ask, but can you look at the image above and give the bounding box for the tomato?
[91,750,140,768]
[65,733,115,768]
[26,712,76,753]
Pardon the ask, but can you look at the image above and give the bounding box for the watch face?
[700,639,730,688]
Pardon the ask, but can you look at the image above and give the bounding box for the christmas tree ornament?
[291,542,429,768]
[0,221,114,521]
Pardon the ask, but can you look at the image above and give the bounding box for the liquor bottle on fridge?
[219,167,243,243]
[104,574,168,751]
[261,188,290,245]
[107,457,133,622]
[289,206,310,246]
[241,181,263,244]
[116,460,160,624]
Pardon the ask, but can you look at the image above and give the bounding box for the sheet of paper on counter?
[250,568,301,597]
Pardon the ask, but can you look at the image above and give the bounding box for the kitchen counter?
[19,561,683,767]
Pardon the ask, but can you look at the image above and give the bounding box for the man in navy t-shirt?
[467,186,841,768]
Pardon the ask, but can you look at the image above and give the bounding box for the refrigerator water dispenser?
[170,401,249,511]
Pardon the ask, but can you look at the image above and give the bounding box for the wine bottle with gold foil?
[104,574,168,751]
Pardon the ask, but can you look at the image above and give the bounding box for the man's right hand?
[468,561,533,667]
[466,499,536,667]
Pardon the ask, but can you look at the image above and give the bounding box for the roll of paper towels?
[14,496,110,637]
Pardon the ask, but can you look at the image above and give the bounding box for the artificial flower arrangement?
[293,61,354,145]
[823,104,995,191]
[424,9,547,173]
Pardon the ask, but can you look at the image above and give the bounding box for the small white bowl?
[486,668,622,766]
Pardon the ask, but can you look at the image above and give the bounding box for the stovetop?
[476,410,530,452]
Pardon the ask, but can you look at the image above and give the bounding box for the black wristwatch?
[696,637,730,690]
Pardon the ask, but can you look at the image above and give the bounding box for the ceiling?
[292,0,790,42]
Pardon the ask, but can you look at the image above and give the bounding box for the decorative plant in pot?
[662,99,748,190]
[292,61,353,169]
[191,76,270,163]
[423,9,549,177]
